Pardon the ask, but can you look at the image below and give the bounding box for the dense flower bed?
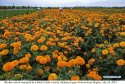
[0,9,125,80]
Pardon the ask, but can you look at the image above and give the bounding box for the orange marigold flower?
[19,57,29,64]
[25,53,31,58]
[37,38,46,43]
[2,62,15,72]
[113,43,119,48]
[12,60,19,66]
[19,65,27,70]
[102,49,108,55]
[40,45,48,51]
[26,65,32,71]
[68,59,76,67]
[120,41,125,48]
[53,54,58,58]
[93,75,102,80]
[36,56,44,62]
[39,57,47,64]
[0,44,7,49]
[45,55,51,62]
[75,56,85,65]
[0,49,9,56]
[88,58,95,65]
[48,73,58,80]
[46,41,52,46]
[71,75,80,80]
[117,59,125,66]
[57,61,67,67]
[31,45,39,51]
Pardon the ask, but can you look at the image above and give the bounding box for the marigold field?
[0,8,125,80]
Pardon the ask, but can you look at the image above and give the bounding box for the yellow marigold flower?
[71,75,80,80]
[31,45,39,51]
[120,32,125,36]
[0,49,9,56]
[75,56,85,65]
[57,61,67,67]
[86,64,90,69]
[102,49,108,55]
[2,62,15,72]
[48,73,58,80]
[40,45,48,51]
[40,37,46,41]
[19,65,27,70]
[94,23,99,28]
[58,43,65,47]
[117,59,125,66]
[120,41,125,48]
[39,57,47,64]
[19,57,29,64]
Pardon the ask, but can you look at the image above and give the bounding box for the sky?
[0,0,125,7]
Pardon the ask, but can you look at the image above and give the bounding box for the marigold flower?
[19,65,27,70]
[93,75,102,80]
[75,56,85,65]
[45,55,51,62]
[19,57,29,64]
[117,59,125,66]
[48,73,58,80]
[40,45,48,51]
[39,57,47,64]
[0,44,7,49]
[37,38,46,43]
[68,59,76,67]
[26,65,32,71]
[0,49,9,56]
[12,60,19,66]
[31,45,39,51]
[88,58,95,65]
[102,49,108,55]
[2,62,15,72]
[113,43,119,48]
[25,53,31,58]
[120,32,125,36]
[120,41,125,48]
[36,56,44,62]
[46,41,52,46]
[71,75,80,80]
[57,61,67,67]
[86,64,90,69]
